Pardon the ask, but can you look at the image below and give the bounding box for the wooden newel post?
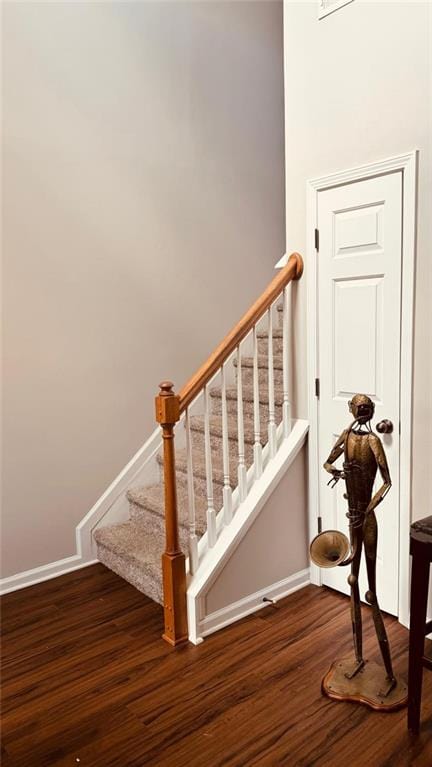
[155,381,188,646]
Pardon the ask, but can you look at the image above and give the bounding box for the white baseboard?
[0,554,98,596]
[198,567,310,641]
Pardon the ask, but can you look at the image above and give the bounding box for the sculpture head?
[348,394,374,424]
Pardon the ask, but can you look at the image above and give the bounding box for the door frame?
[306,150,418,627]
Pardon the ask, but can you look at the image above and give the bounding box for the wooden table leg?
[408,546,430,734]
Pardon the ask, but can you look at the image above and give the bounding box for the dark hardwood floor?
[1,564,431,766]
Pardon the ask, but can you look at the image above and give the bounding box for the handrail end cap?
[289,252,304,280]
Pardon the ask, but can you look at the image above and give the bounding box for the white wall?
[1,1,285,578]
[284,0,432,519]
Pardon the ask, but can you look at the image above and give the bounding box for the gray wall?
[283,0,432,520]
[205,445,308,614]
[1,1,285,577]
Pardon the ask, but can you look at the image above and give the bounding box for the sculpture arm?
[323,430,347,476]
[367,434,392,513]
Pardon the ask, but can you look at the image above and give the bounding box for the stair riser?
[191,427,258,476]
[211,393,283,427]
[96,540,164,605]
[175,470,225,513]
[237,365,284,390]
[128,501,195,555]
[156,456,226,512]
[257,336,284,358]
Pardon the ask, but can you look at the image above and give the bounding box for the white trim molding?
[76,426,162,561]
[200,568,310,639]
[274,252,288,269]
[306,150,418,626]
[0,555,98,596]
[318,0,354,20]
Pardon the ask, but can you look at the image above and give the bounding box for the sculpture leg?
[345,523,364,679]
[364,511,396,696]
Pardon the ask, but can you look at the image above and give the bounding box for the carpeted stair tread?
[233,354,283,370]
[189,413,258,444]
[95,336,287,605]
[209,384,284,406]
[127,481,210,534]
[256,327,283,338]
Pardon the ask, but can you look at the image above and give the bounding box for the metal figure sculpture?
[326,394,395,694]
[310,394,400,702]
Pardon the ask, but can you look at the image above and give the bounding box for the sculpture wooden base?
[322,658,408,712]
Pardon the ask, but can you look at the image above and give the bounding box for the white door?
[317,172,402,616]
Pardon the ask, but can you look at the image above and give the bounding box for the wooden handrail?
[178,252,303,413]
[155,251,303,646]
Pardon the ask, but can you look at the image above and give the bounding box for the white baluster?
[185,408,198,574]
[282,286,291,438]
[204,385,217,547]
[221,365,233,524]
[237,346,248,502]
[267,307,277,458]
[253,326,263,479]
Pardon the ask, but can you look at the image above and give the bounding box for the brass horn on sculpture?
[310,467,361,569]
[309,528,352,568]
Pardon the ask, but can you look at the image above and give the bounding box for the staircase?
[94,325,285,605]
[92,253,304,644]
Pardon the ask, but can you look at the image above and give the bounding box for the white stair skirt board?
[274,252,288,269]
[200,568,310,639]
[187,418,309,644]
[76,425,162,561]
[0,426,162,595]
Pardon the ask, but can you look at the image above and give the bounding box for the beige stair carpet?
[94,320,285,604]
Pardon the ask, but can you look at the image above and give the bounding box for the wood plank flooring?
[1,563,431,766]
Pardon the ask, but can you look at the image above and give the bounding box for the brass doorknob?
[376,419,394,434]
